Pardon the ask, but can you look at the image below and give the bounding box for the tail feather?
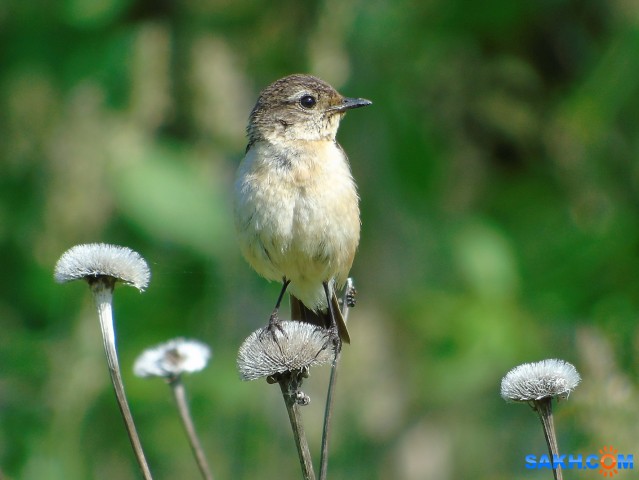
[290,294,351,344]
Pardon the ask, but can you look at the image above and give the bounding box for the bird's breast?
[234,140,360,293]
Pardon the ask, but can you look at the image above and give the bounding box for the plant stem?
[319,351,340,480]
[319,278,354,480]
[169,377,214,480]
[278,372,316,480]
[533,398,562,480]
[92,279,153,480]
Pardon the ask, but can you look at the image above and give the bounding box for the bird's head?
[247,74,371,145]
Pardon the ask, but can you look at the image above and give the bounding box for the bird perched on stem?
[234,74,371,346]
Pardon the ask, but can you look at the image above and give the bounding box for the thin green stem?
[169,377,214,480]
[92,279,153,480]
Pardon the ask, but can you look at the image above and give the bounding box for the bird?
[234,74,371,345]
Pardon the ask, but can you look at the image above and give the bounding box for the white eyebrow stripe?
[287,89,317,102]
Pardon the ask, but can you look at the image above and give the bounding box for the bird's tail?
[290,293,351,344]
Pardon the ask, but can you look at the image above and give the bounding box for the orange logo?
[599,446,619,477]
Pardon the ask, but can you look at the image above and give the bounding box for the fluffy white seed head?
[501,359,581,402]
[237,321,335,381]
[54,243,150,291]
[134,338,211,379]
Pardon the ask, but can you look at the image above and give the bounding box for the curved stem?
[169,378,214,480]
[92,279,153,480]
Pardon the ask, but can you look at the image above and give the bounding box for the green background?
[2,0,639,478]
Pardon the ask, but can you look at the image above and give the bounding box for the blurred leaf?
[111,144,233,257]
[62,0,131,28]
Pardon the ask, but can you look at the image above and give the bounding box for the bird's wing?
[289,293,351,344]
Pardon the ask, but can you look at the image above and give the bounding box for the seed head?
[501,359,581,402]
[134,338,212,379]
[237,321,335,381]
[54,243,150,291]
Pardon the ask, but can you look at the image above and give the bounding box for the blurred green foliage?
[2,0,639,478]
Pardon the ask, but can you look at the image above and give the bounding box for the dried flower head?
[54,243,152,477]
[134,338,212,379]
[54,243,150,291]
[237,321,335,381]
[501,359,581,402]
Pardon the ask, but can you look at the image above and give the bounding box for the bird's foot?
[345,284,357,308]
[262,309,287,340]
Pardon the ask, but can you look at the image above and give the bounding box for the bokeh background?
[2,0,639,478]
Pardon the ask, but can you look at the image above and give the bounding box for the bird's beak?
[332,97,372,112]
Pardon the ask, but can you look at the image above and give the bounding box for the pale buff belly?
[235,144,359,309]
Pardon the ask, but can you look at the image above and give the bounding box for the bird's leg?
[268,278,291,332]
[323,281,342,351]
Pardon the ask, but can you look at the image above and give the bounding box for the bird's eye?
[299,95,317,109]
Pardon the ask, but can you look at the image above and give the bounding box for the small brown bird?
[234,74,371,344]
